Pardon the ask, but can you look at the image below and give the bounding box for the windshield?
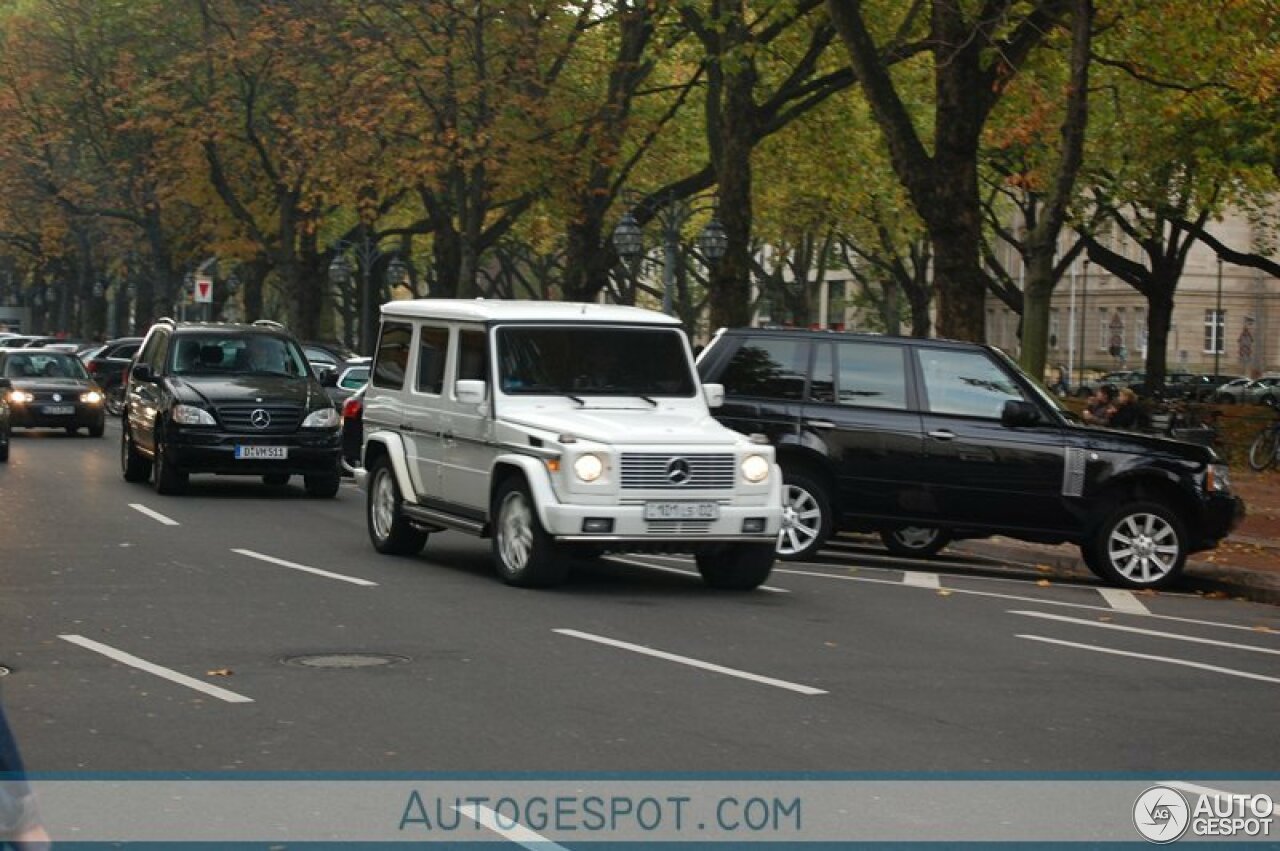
[2,351,90,379]
[170,333,310,378]
[497,326,695,397]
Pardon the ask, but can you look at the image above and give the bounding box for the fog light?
[582,518,614,534]
[742,517,766,533]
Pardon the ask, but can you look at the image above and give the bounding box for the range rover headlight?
[741,453,771,484]
[573,453,605,483]
[172,404,216,426]
[302,408,341,429]
[80,390,103,405]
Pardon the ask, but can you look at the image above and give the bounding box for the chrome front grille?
[644,520,714,535]
[216,404,303,434]
[619,453,735,490]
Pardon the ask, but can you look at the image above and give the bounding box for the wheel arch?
[490,454,557,531]
[1090,471,1199,534]
[362,431,418,505]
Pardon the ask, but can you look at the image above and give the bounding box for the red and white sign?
[193,275,213,303]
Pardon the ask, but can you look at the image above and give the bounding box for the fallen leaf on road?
[1136,589,1159,596]
[1203,591,1228,599]
[206,668,233,677]
[1098,616,1113,622]
[937,590,953,597]
[824,642,838,647]
[1253,626,1274,633]
[1036,579,1051,587]
[1036,564,1052,573]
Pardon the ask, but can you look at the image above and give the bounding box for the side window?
[415,326,450,394]
[457,329,488,382]
[372,322,413,389]
[917,349,1024,418]
[139,330,168,373]
[809,344,835,403]
[720,337,810,401]
[835,342,908,410]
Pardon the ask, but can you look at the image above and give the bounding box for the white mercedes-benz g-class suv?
[355,299,783,589]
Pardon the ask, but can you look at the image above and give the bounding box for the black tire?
[121,423,151,483]
[104,382,125,417]
[263,473,290,487]
[879,526,952,558]
[1086,500,1187,589]
[776,468,832,561]
[88,417,105,438]
[151,429,187,495]
[0,426,8,463]
[491,477,568,587]
[1247,427,1280,472]
[366,457,428,555]
[695,544,776,590]
[64,426,79,436]
[304,473,341,498]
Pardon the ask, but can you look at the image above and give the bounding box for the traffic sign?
[194,275,213,303]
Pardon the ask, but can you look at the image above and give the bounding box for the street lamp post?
[328,232,410,356]
[611,191,728,316]
[1077,259,1089,389]
[1214,256,1224,377]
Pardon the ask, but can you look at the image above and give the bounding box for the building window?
[1098,308,1110,351]
[1134,309,1146,356]
[1049,309,1060,350]
[1204,309,1225,354]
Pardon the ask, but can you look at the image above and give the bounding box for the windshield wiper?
[567,394,585,406]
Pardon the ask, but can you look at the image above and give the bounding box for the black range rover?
[696,327,1245,589]
[121,319,342,496]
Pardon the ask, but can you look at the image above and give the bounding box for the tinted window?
[170,333,308,377]
[140,330,168,372]
[918,348,1024,418]
[457,330,487,382]
[834,342,907,410]
[415,327,449,394]
[720,337,809,400]
[497,326,694,396]
[1,352,88,379]
[372,322,412,389]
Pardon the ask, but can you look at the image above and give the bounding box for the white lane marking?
[606,555,790,593]
[231,548,377,587]
[129,503,180,526]
[1017,635,1280,685]
[1010,610,1280,656]
[773,566,1279,634]
[554,629,827,696]
[1163,782,1280,816]
[59,635,254,703]
[902,571,941,589]
[1098,587,1150,614]
[454,804,569,851]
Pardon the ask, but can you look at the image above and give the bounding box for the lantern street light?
[611,190,727,316]
[328,231,411,356]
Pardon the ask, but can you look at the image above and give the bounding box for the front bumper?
[10,403,104,429]
[1190,493,1246,551]
[542,502,782,547]
[167,428,342,476]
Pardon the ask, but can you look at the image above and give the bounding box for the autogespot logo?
[1134,786,1191,843]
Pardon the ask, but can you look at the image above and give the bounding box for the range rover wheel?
[695,544,775,590]
[121,424,152,483]
[151,430,188,495]
[305,473,341,498]
[1087,501,1187,589]
[492,477,567,588]
[879,526,952,558]
[367,457,428,555]
[776,469,832,561]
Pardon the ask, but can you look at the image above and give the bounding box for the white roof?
[379,299,680,326]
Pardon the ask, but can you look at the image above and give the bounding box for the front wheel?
[305,473,341,498]
[1085,501,1187,589]
[879,526,952,558]
[492,477,567,588]
[776,469,832,561]
[151,430,187,495]
[0,425,9,463]
[695,544,775,590]
[121,424,152,482]
[366,458,428,555]
[88,417,105,438]
[1248,427,1280,472]
[104,383,126,417]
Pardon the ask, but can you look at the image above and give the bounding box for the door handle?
[806,420,836,430]
[927,429,956,441]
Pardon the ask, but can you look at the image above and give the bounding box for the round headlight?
[573,453,605,482]
[741,453,770,484]
[81,391,103,404]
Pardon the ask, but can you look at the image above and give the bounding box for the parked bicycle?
[1247,414,1280,472]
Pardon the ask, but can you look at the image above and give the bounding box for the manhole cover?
[282,653,409,669]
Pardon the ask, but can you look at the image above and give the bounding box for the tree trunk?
[1019,251,1056,379]
[930,214,987,341]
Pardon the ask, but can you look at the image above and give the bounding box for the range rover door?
[913,347,1070,535]
[708,335,809,446]
[803,340,929,524]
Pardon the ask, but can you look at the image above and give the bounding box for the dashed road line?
[902,571,941,589]
[1009,610,1280,655]
[554,629,827,695]
[129,503,180,526]
[1097,587,1150,614]
[606,555,790,593]
[1016,635,1280,685]
[59,634,254,703]
[231,548,378,587]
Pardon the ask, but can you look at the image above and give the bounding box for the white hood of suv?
[503,404,741,446]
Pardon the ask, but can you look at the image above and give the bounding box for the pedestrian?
[1082,384,1116,426]
[1108,386,1144,430]
[0,700,50,849]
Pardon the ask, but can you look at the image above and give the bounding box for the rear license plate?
[235,445,288,460]
[42,405,74,415]
[643,501,720,520]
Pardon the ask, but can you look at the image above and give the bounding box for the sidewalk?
[951,470,1280,606]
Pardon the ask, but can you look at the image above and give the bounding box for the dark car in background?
[696,327,1243,589]
[301,340,369,382]
[0,376,11,461]
[322,363,369,405]
[81,336,144,415]
[0,349,106,436]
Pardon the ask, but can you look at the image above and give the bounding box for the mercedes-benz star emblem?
[52,393,62,402]
[666,457,691,485]
[250,408,271,429]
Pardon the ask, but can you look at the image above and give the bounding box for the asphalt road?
[3,420,1279,777]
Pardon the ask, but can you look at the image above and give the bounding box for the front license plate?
[42,405,74,415]
[643,501,720,520]
[235,445,288,460]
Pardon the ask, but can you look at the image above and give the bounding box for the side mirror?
[316,365,338,386]
[702,382,725,409]
[1001,399,1041,428]
[455,379,488,405]
[130,363,153,383]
